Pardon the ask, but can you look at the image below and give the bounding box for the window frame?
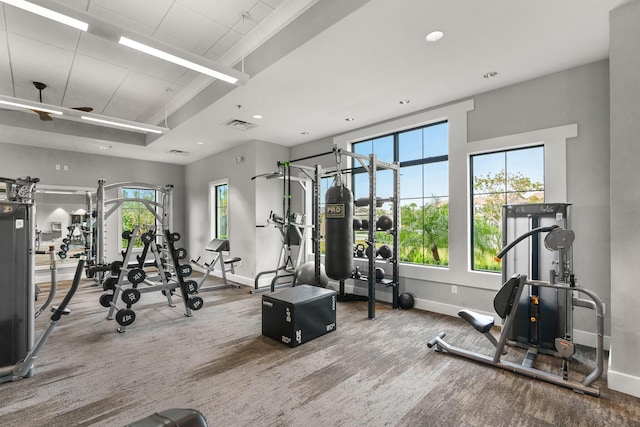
[209,179,229,241]
[351,120,450,266]
[334,99,575,291]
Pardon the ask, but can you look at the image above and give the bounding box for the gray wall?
[609,0,640,397]
[292,61,610,343]
[184,139,290,285]
[0,141,186,267]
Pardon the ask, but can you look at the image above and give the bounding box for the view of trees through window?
[215,183,228,239]
[471,146,545,271]
[351,121,449,266]
[121,188,157,248]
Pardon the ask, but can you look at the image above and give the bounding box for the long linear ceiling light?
[0,0,88,31]
[0,94,168,134]
[119,37,239,85]
[0,98,62,116]
[0,0,248,86]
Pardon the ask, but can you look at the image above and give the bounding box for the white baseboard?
[608,369,640,398]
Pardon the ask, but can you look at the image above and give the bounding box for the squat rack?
[91,180,174,267]
[329,147,400,319]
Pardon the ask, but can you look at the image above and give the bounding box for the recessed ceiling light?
[98,145,111,150]
[301,132,309,136]
[483,71,498,79]
[399,99,410,105]
[425,31,444,42]
[252,114,263,119]
[345,118,355,122]
[196,141,204,145]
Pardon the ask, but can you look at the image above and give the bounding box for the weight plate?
[178,264,192,278]
[99,294,113,308]
[122,288,141,305]
[184,280,198,294]
[170,232,181,242]
[103,276,119,291]
[115,308,136,326]
[188,296,203,311]
[110,261,123,275]
[174,247,188,260]
[58,251,67,259]
[127,268,146,285]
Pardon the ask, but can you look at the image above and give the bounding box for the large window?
[121,187,157,248]
[471,146,544,271]
[213,183,228,239]
[352,121,449,266]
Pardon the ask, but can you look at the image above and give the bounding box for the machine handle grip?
[495,225,560,260]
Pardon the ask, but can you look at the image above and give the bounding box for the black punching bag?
[325,183,354,280]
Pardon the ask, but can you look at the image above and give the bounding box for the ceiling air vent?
[168,149,189,155]
[224,119,257,131]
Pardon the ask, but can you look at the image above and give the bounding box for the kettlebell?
[355,243,365,258]
[352,265,361,279]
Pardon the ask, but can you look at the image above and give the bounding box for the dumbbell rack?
[100,226,202,333]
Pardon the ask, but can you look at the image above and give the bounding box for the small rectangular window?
[471,146,544,272]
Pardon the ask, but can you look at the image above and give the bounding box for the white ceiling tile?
[156,3,229,53]
[153,31,207,56]
[177,0,259,28]
[261,0,285,9]
[62,54,129,113]
[89,0,174,32]
[9,34,75,105]
[206,29,242,59]
[129,53,191,84]
[77,33,140,69]
[232,2,273,35]
[102,71,173,119]
[56,0,90,12]
[0,31,13,95]
[4,7,80,52]
[86,4,156,37]
[174,70,201,87]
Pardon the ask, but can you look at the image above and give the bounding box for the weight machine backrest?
[493,274,525,319]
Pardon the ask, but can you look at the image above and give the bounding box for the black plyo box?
[262,285,337,347]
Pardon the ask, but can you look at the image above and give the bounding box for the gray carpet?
[1,276,639,427]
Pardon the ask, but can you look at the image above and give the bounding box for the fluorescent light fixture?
[119,36,239,84]
[81,116,164,134]
[0,0,88,31]
[0,99,62,115]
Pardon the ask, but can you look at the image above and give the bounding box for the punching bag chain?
[334,149,344,196]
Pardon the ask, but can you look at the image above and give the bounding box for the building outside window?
[470,146,545,271]
[352,121,449,266]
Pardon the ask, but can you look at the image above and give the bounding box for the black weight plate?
[140,232,153,244]
[122,288,141,305]
[103,276,119,291]
[110,261,123,275]
[174,247,188,260]
[178,264,192,278]
[188,296,203,311]
[184,280,198,294]
[170,232,181,242]
[58,251,67,259]
[99,294,113,308]
[122,230,132,240]
[115,308,136,326]
[127,268,146,284]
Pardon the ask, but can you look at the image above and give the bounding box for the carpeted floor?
[1,275,639,427]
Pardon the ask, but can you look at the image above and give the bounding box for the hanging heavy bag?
[325,182,354,280]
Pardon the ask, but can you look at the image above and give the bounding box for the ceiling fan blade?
[31,109,53,121]
[72,107,93,112]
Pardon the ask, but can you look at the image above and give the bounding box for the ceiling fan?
[31,81,93,121]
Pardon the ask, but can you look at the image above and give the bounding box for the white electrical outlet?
[451,285,458,294]
[55,164,60,170]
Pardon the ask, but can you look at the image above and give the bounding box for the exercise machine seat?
[127,408,208,427]
[458,309,494,334]
[205,239,230,252]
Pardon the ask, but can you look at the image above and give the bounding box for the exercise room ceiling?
[0,0,631,165]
